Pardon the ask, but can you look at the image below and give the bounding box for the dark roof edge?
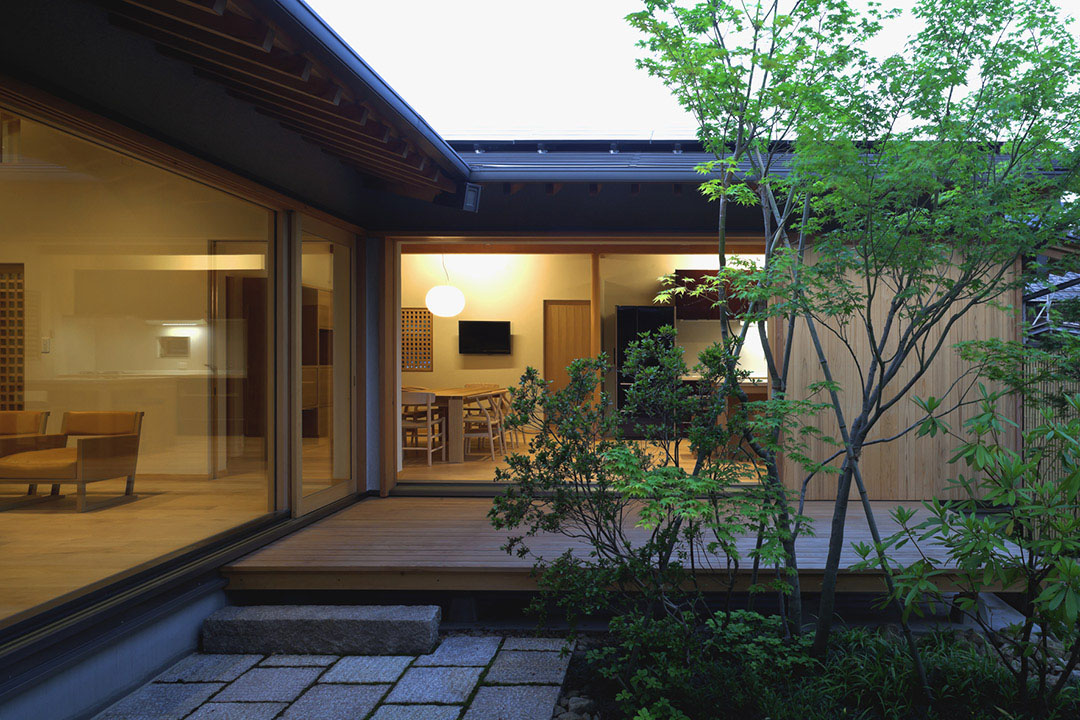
[453,139,706,154]
[268,0,470,180]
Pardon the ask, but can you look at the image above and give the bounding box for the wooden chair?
[401,391,445,466]
[495,390,526,448]
[402,387,443,441]
[462,393,505,461]
[466,385,520,449]
[0,411,50,508]
[0,411,144,512]
[0,410,48,437]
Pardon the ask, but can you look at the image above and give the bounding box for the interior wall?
[400,254,592,389]
[0,113,271,475]
[400,251,769,398]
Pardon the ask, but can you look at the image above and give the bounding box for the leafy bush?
[590,613,1079,720]
[858,389,1080,713]
[588,610,812,720]
[490,331,805,629]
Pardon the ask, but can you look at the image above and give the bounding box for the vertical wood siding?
[781,269,1021,501]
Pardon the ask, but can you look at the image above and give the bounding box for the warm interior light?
[425,284,465,318]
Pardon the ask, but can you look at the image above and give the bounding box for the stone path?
[93,635,573,720]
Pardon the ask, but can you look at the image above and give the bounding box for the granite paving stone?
[500,638,574,652]
[93,682,224,720]
[185,702,286,720]
[201,605,440,655]
[155,654,262,683]
[212,667,322,703]
[414,635,502,667]
[385,666,483,704]
[370,705,463,720]
[462,685,562,720]
[483,651,571,685]
[259,654,338,667]
[321,655,414,683]
[281,683,389,720]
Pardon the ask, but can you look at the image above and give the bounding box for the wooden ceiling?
[97,0,459,199]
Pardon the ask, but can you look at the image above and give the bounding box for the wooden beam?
[176,0,227,14]
[239,96,425,172]
[113,0,274,51]
[398,242,764,255]
[285,122,454,192]
[106,6,311,80]
[154,42,344,105]
[223,85,394,148]
[318,142,456,195]
[389,231,764,244]
[379,241,399,497]
[225,89,446,189]
[590,253,602,404]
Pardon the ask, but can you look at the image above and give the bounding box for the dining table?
[426,386,507,463]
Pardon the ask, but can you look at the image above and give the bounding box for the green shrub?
[588,610,813,720]
[858,390,1080,712]
[589,613,1080,720]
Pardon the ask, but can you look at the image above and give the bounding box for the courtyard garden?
[491,0,1080,717]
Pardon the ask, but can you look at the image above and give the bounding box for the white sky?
[305,0,1079,141]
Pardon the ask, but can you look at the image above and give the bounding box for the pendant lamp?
[425,255,465,318]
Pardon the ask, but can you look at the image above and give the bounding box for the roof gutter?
[267,0,472,181]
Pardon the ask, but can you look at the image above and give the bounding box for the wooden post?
[591,254,602,404]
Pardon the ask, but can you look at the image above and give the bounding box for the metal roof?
[451,140,792,183]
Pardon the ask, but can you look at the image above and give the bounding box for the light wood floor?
[0,472,274,630]
[223,497,960,594]
[301,436,348,494]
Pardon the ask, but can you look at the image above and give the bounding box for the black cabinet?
[615,304,675,414]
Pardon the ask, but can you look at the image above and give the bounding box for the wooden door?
[544,300,592,394]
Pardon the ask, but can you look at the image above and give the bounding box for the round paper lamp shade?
[425,285,465,317]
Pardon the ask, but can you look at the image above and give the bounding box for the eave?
[92,0,469,201]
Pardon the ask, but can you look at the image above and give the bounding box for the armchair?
[0,411,144,512]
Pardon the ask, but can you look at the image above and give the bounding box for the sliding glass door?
[293,216,355,513]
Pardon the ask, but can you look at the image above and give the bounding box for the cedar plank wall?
[780,260,1021,501]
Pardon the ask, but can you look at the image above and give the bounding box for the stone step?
[201,605,440,655]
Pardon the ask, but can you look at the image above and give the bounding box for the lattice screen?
[401,307,433,372]
[0,264,25,411]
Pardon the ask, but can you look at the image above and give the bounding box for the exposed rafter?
[96,0,460,198]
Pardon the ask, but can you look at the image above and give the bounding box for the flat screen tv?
[458,320,511,355]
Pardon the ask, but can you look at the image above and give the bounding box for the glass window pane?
[300,234,351,495]
[0,110,275,628]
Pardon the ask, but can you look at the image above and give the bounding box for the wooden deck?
[223,497,961,594]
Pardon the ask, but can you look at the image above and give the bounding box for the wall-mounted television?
[458,320,511,355]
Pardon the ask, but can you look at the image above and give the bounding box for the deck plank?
[222,497,964,593]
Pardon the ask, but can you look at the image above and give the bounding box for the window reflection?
[0,111,274,628]
[300,235,351,495]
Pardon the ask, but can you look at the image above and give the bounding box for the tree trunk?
[812,461,854,656]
